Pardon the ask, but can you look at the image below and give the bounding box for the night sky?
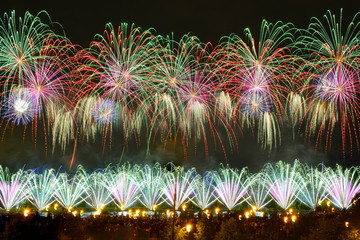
[2,0,359,47]
[1,0,359,171]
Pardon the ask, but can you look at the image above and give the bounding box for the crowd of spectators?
[0,203,359,240]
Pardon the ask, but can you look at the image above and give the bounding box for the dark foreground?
[0,206,360,240]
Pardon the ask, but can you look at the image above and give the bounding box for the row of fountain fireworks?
[1,10,360,165]
[0,160,359,212]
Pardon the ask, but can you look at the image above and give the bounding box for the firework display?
[0,161,358,211]
[0,10,360,166]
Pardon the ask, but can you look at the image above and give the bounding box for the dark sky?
[2,0,359,47]
[1,0,359,171]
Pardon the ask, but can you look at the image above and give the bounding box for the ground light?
[186,224,192,240]
[288,208,293,214]
[152,204,157,211]
[23,209,30,217]
[182,204,187,211]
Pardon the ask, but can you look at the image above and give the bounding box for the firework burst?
[0,167,30,211]
[220,20,294,151]
[0,10,56,89]
[296,10,360,155]
[27,168,58,211]
[265,160,302,210]
[1,87,37,125]
[213,166,249,210]
[323,165,360,209]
